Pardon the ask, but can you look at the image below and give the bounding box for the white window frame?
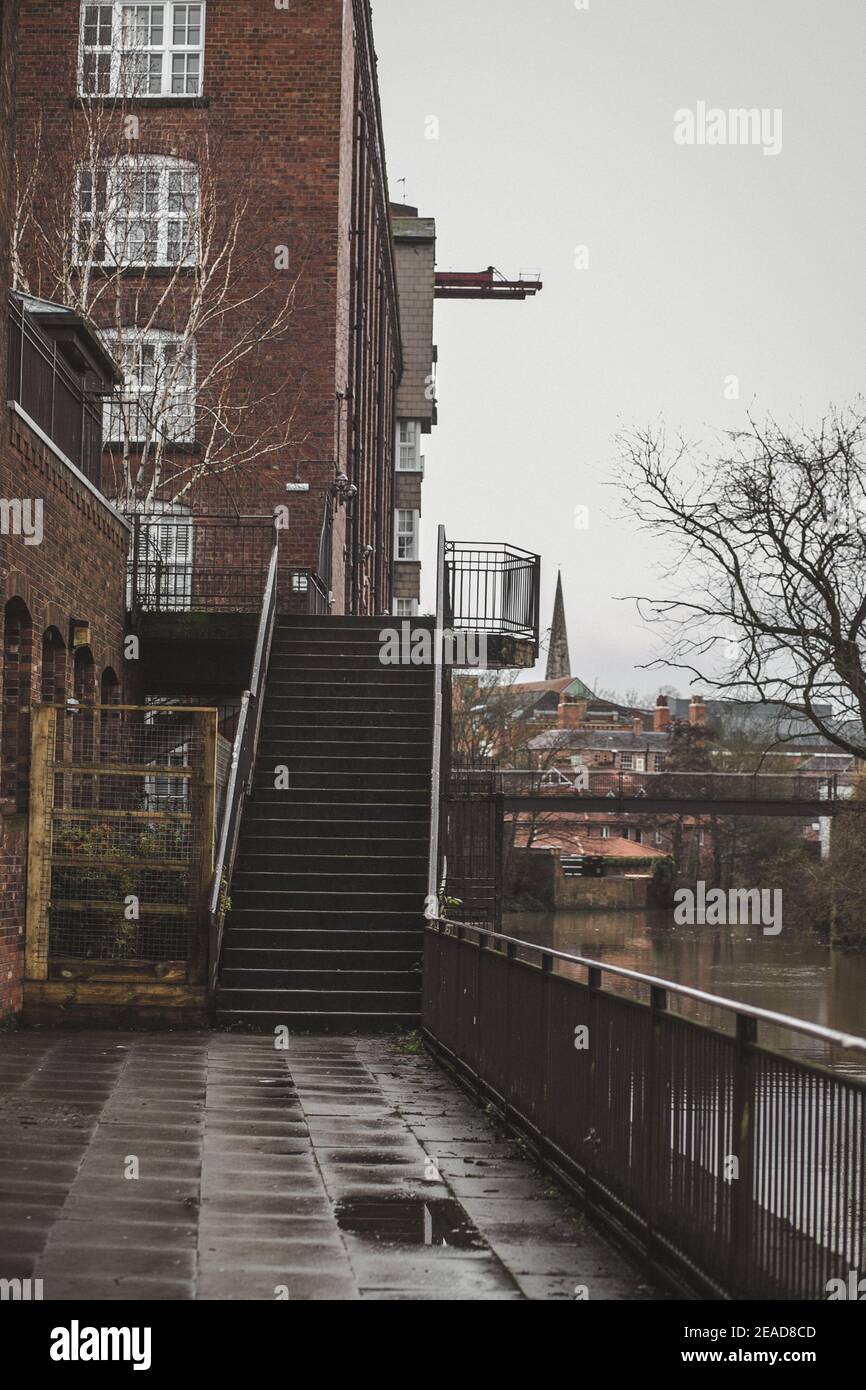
[104,329,196,444]
[78,156,199,268]
[79,3,206,98]
[395,508,420,562]
[394,598,419,618]
[396,419,423,472]
[601,826,611,840]
[619,752,634,771]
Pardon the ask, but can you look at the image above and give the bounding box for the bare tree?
[616,408,866,758]
[14,59,311,511]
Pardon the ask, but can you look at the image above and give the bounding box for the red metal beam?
[434,267,543,301]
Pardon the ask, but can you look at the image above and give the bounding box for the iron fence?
[450,765,842,808]
[7,295,104,486]
[126,512,331,616]
[423,921,866,1300]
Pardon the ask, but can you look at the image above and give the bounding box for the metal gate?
[25,704,217,985]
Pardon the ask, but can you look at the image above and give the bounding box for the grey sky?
[374,0,866,696]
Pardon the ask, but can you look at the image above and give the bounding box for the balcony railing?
[444,540,541,644]
[7,296,104,487]
[126,512,330,616]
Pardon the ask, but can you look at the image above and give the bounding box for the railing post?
[503,939,515,1128]
[644,984,668,1267]
[730,1012,757,1295]
[493,792,504,932]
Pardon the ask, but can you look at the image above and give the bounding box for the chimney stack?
[632,715,644,735]
[654,696,671,732]
[688,695,707,727]
[558,696,588,729]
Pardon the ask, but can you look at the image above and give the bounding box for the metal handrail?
[207,522,280,994]
[426,525,447,913]
[428,917,866,1054]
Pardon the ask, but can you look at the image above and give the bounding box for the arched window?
[41,627,67,705]
[100,667,121,706]
[1,599,34,808]
[72,648,96,800]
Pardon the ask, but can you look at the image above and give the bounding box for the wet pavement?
[0,1031,655,1300]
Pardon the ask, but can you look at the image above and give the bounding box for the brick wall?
[0,409,129,1016]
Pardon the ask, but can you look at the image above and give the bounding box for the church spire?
[545,571,571,680]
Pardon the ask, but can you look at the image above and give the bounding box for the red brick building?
[13,0,403,617]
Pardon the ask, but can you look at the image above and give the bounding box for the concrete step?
[217,987,421,1012]
[254,750,432,773]
[214,1009,421,1032]
[248,782,430,800]
[232,870,425,894]
[264,695,434,715]
[223,924,423,948]
[236,833,428,855]
[258,723,433,743]
[223,946,422,971]
[234,853,428,875]
[229,889,424,912]
[220,968,421,991]
[240,803,430,823]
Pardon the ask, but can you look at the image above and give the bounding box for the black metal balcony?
[443,538,541,668]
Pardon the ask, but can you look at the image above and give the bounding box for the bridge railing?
[450,765,841,805]
[423,919,866,1300]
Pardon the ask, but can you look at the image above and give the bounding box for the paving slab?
[0,1030,657,1301]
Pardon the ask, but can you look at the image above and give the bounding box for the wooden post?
[24,706,54,981]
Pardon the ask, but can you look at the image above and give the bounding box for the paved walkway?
[0,1031,655,1301]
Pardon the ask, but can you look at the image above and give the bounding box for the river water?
[503,908,866,1075]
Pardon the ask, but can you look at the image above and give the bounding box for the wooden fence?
[24,704,217,1025]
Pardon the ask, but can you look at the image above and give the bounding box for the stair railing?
[207,521,281,997]
[426,525,448,918]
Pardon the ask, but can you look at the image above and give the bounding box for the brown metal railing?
[7,296,104,486]
[423,920,866,1300]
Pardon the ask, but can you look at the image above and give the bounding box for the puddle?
[329,1151,407,1166]
[335,1197,486,1249]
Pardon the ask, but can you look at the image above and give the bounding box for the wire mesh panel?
[26,705,217,982]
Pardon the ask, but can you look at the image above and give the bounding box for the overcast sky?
[373,0,866,696]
